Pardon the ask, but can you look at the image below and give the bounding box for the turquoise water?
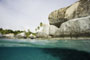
[0,39,90,60]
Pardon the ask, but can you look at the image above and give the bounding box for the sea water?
[0,38,90,60]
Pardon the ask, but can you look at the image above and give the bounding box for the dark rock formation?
[48,7,68,27]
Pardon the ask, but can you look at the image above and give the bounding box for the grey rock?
[56,16,90,36]
[49,25,59,37]
[36,24,59,38]
[48,7,68,27]
[36,32,49,38]
[48,0,90,27]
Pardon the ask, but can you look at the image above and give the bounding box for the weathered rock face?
[49,25,59,36]
[16,32,26,38]
[42,24,50,35]
[48,7,68,27]
[55,16,90,36]
[65,2,80,19]
[36,32,49,38]
[36,24,59,38]
[48,0,90,27]
[66,0,90,19]
[36,24,49,38]
[37,0,90,38]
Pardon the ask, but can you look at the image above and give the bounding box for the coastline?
[1,37,90,40]
[36,37,90,40]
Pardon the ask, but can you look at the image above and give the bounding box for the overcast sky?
[0,0,78,32]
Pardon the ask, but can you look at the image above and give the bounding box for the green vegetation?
[25,29,31,38]
[0,22,43,39]
[14,30,24,36]
[40,22,43,27]
[0,28,14,34]
[37,26,40,30]
[0,28,37,39]
[0,28,24,35]
[35,22,43,32]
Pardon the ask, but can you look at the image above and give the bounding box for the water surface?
[0,39,90,60]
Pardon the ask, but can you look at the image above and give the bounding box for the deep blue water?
[0,39,90,60]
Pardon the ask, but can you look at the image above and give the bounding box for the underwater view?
[0,39,90,60]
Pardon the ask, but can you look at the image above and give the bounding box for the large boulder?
[36,24,50,38]
[48,7,68,27]
[41,24,50,35]
[36,24,59,38]
[56,16,90,36]
[65,0,90,19]
[49,25,59,37]
[16,32,26,38]
[29,34,36,39]
[36,32,49,38]
[41,24,59,36]
[48,0,90,27]
[3,33,15,38]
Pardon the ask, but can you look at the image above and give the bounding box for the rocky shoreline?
[1,36,90,40]
[36,0,90,38]
[0,0,90,39]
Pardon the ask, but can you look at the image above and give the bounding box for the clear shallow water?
[0,39,90,60]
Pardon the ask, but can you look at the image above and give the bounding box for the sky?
[0,0,78,32]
